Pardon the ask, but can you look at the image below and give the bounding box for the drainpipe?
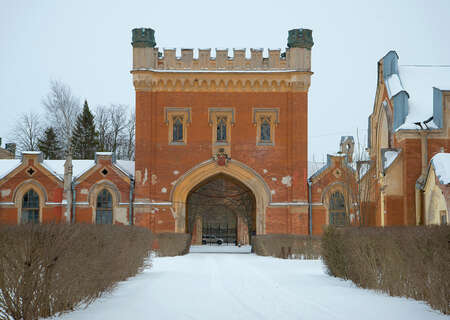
[71,182,76,223]
[307,179,312,235]
[129,177,134,225]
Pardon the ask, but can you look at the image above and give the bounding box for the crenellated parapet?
[134,47,292,71]
[131,27,314,92]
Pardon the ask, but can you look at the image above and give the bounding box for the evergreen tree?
[71,100,98,159]
[37,127,61,159]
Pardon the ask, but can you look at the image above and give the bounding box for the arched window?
[217,117,227,142]
[22,189,39,223]
[329,191,346,226]
[260,117,271,142]
[96,189,113,224]
[173,116,183,142]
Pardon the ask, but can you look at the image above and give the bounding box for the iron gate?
[202,223,237,245]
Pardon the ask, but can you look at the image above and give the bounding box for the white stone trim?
[0,202,15,206]
[268,201,323,207]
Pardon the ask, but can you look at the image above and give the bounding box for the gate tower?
[131,27,314,239]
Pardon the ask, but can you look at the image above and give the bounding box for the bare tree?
[10,112,42,152]
[95,105,111,152]
[94,105,135,160]
[124,112,135,160]
[109,104,128,155]
[42,80,80,155]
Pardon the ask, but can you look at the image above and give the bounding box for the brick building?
[131,27,314,242]
[2,33,447,240]
[0,28,320,242]
[365,51,450,226]
[0,152,134,225]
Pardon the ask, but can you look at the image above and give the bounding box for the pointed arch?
[171,159,271,234]
[13,179,48,224]
[96,189,113,224]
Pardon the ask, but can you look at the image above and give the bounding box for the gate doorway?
[186,174,256,245]
[202,223,237,246]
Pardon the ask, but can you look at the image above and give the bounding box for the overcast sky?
[1,0,449,161]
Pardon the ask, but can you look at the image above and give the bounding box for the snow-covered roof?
[42,160,95,180]
[340,136,354,144]
[384,64,450,130]
[96,152,114,156]
[431,153,450,184]
[116,160,135,178]
[0,159,21,180]
[0,157,135,182]
[358,162,371,179]
[382,149,400,171]
[308,161,326,178]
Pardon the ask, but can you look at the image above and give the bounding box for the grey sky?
[1,0,449,161]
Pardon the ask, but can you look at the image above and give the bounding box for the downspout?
[307,179,312,235]
[129,177,134,225]
[71,182,76,223]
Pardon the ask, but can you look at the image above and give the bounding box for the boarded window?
[22,189,39,223]
[96,189,113,224]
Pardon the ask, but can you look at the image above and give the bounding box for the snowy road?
[55,246,447,320]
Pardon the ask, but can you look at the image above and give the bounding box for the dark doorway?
[186,174,256,245]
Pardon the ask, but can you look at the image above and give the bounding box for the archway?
[186,174,256,245]
[170,159,271,236]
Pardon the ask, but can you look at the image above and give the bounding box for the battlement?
[132,28,313,72]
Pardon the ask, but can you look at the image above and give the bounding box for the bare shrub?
[156,233,192,257]
[0,224,154,320]
[252,234,321,259]
[321,225,450,315]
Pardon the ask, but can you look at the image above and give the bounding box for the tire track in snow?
[221,254,345,320]
[206,254,269,320]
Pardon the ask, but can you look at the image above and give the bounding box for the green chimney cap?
[132,28,156,48]
[287,28,313,49]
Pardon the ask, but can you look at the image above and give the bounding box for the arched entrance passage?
[170,159,271,236]
[186,174,256,245]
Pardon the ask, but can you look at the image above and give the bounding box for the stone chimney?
[63,155,73,223]
[287,28,314,71]
[132,27,158,70]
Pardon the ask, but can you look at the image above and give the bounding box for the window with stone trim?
[164,107,191,145]
[208,108,234,148]
[253,108,279,145]
[22,189,39,224]
[96,189,113,224]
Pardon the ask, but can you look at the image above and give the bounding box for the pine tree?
[71,100,98,159]
[37,127,61,159]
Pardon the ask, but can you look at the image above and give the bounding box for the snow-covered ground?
[53,248,447,320]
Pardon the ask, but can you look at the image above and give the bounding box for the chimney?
[64,155,73,223]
